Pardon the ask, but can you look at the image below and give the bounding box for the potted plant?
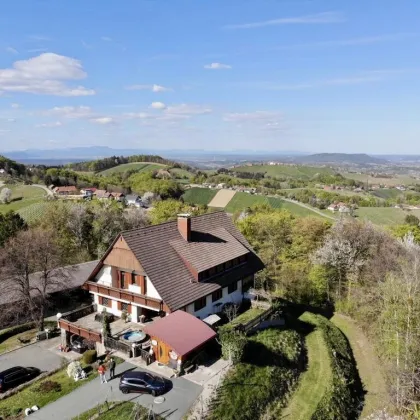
[121,310,128,323]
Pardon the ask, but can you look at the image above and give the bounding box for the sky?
[1,0,420,154]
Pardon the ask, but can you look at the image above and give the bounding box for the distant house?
[81,187,97,196]
[396,186,406,191]
[111,192,125,202]
[54,186,78,195]
[96,190,113,200]
[338,205,350,213]
[327,204,339,212]
[217,183,226,189]
[125,194,142,207]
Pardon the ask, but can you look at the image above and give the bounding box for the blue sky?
[1,0,420,153]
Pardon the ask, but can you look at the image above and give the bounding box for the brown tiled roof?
[144,310,216,356]
[121,211,264,311]
[170,227,249,273]
[55,186,78,193]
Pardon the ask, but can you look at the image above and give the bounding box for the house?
[54,186,78,195]
[81,187,97,196]
[338,205,351,213]
[82,212,265,322]
[125,194,142,207]
[111,192,125,202]
[0,261,98,329]
[327,204,339,212]
[217,183,227,189]
[96,190,113,200]
[144,310,216,367]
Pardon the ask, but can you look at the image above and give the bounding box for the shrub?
[82,350,97,365]
[218,328,247,364]
[0,322,35,342]
[35,380,61,393]
[67,361,82,378]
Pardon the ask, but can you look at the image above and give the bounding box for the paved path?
[32,184,54,196]
[280,197,337,220]
[332,314,389,417]
[31,362,202,420]
[0,342,64,373]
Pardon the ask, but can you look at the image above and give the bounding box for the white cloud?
[27,48,48,53]
[150,101,167,110]
[125,84,172,92]
[204,62,232,70]
[101,36,112,42]
[0,53,95,96]
[90,117,114,125]
[46,105,93,118]
[224,111,285,131]
[6,47,18,55]
[28,35,50,41]
[224,11,344,29]
[272,32,418,50]
[6,118,16,122]
[36,121,62,128]
[165,104,212,115]
[11,103,20,109]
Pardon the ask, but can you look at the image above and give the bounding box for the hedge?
[0,320,57,343]
[301,313,362,420]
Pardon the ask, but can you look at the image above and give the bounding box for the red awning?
[144,311,216,357]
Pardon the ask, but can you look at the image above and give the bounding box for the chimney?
[177,213,191,241]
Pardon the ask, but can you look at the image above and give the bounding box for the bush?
[82,349,97,365]
[35,380,61,393]
[67,361,82,378]
[0,322,35,342]
[218,328,247,364]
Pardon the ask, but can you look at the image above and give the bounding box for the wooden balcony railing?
[83,281,163,311]
[58,318,102,343]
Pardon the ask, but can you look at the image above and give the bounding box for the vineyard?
[18,201,77,224]
[182,187,218,205]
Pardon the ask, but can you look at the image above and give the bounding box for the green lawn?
[208,328,304,420]
[182,187,218,205]
[342,172,415,186]
[356,207,420,225]
[267,197,327,219]
[371,188,402,200]
[98,162,167,175]
[331,314,390,417]
[72,401,160,420]
[0,363,99,418]
[232,164,334,179]
[169,168,193,179]
[0,185,47,214]
[227,307,265,328]
[0,328,38,354]
[282,328,331,420]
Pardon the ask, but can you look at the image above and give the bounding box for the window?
[232,258,239,267]
[131,273,136,285]
[194,297,207,311]
[228,282,238,294]
[122,302,129,311]
[120,271,126,289]
[239,255,247,263]
[209,267,216,276]
[217,264,224,273]
[225,260,232,270]
[212,289,222,302]
[102,297,110,307]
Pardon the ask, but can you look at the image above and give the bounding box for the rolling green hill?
[182,187,217,205]
[98,162,167,175]
[0,184,47,214]
[231,164,334,179]
[356,207,420,225]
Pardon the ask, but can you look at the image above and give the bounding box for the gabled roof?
[119,211,264,311]
[54,186,78,193]
[144,310,216,356]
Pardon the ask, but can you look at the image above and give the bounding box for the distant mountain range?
[294,153,389,165]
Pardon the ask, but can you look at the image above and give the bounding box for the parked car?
[70,336,88,354]
[0,366,41,392]
[119,371,168,396]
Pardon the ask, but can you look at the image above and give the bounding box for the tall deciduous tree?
[0,211,27,247]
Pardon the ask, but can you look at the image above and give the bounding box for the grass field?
[356,207,420,225]
[182,187,218,205]
[18,200,77,224]
[282,327,331,420]
[342,172,415,186]
[0,184,47,214]
[232,164,334,179]
[371,188,403,200]
[98,162,167,175]
[169,168,193,179]
[331,314,389,417]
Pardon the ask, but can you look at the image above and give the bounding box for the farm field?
[356,207,420,225]
[0,184,47,214]
[342,172,415,186]
[98,162,167,175]
[182,187,217,205]
[371,188,402,200]
[208,189,237,208]
[18,200,77,224]
[169,168,194,179]
[267,197,327,218]
[232,164,334,179]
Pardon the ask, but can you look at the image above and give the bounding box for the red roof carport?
[144,310,216,357]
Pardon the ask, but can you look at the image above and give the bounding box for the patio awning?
[144,311,216,357]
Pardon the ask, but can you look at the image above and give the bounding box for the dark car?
[119,371,168,396]
[0,366,41,392]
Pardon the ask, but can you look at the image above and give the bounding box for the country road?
[280,197,337,220]
[32,184,54,196]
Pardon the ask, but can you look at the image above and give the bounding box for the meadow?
[232,164,334,179]
[182,187,217,205]
[98,162,167,175]
[0,184,47,214]
[342,172,415,186]
[355,207,420,225]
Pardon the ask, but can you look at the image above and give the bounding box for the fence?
[234,306,275,335]
[62,304,97,322]
[104,336,132,357]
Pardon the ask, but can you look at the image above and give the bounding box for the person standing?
[109,357,116,380]
[98,363,107,384]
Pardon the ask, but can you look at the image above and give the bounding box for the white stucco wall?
[186,280,243,319]
[96,265,112,286]
[146,276,161,299]
[128,284,142,295]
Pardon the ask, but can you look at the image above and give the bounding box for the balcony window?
[239,255,247,263]
[228,282,238,294]
[120,271,126,289]
[102,297,110,307]
[194,297,207,311]
[131,273,136,285]
[122,302,129,311]
[212,289,223,302]
[225,260,232,269]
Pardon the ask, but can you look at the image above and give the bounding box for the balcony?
[83,281,163,311]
